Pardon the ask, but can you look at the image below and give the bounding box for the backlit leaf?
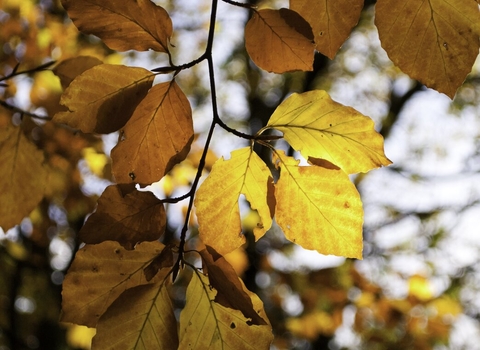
[54,64,154,134]
[266,90,391,174]
[290,0,363,59]
[195,147,273,255]
[92,282,178,350]
[245,8,315,73]
[375,0,480,98]
[79,184,166,250]
[111,81,193,184]
[178,270,273,349]
[53,56,103,90]
[0,125,47,230]
[273,151,363,259]
[61,241,166,327]
[61,0,173,52]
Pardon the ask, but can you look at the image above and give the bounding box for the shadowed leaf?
[273,151,363,259]
[375,0,480,98]
[61,0,173,52]
[0,125,47,231]
[266,90,391,174]
[245,8,315,73]
[79,184,166,249]
[54,64,154,134]
[53,56,103,90]
[111,81,193,184]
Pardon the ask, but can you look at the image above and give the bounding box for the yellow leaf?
[54,64,154,134]
[195,147,273,255]
[179,271,273,349]
[79,184,166,249]
[65,325,96,349]
[53,56,103,90]
[61,0,173,52]
[290,0,364,59]
[245,8,315,73]
[111,81,193,184]
[92,282,178,350]
[375,0,480,98]
[82,146,108,177]
[61,241,166,327]
[286,311,336,340]
[266,90,391,174]
[0,125,47,230]
[408,275,434,301]
[273,151,363,259]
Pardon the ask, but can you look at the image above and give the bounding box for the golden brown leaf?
[53,56,103,90]
[111,81,193,184]
[92,282,178,350]
[54,64,154,134]
[375,0,480,98]
[273,151,363,259]
[178,271,273,349]
[61,241,166,327]
[195,147,273,255]
[79,184,166,249]
[245,8,315,73]
[61,0,173,52]
[266,90,391,174]
[290,0,364,59]
[0,125,47,230]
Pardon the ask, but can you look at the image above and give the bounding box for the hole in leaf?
[230,322,236,329]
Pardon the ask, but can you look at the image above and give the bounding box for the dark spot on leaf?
[230,322,236,329]
[319,31,324,36]
[344,201,350,208]
[129,172,136,181]
[92,264,98,273]
[329,124,332,127]
[114,248,120,254]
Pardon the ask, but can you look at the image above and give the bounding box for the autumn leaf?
[61,241,166,327]
[0,125,48,231]
[178,270,273,349]
[111,81,194,184]
[245,8,315,73]
[79,184,166,250]
[53,56,103,90]
[290,0,364,59]
[266,90,391,174]
[92,282,178,350]
[273,151,363,259]
[375,0,480,98]
[53,64,154,134]
[61,0,173,52]
[195,147,273,255]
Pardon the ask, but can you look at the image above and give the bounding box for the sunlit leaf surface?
[53,56,103,90]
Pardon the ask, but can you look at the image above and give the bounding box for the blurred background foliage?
[1,0,480,349]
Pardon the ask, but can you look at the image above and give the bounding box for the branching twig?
[0,60,55,82]
[0,100,51,120]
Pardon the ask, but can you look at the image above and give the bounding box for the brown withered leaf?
[61,241,166,327]
[0,125,48,231]
[200,246,267,326]
[245,8,315,73]
[79,184,166,249]
[53,56,103,90]
[61,0,173,52]
[111,81,193,184]
[53,64,154,134]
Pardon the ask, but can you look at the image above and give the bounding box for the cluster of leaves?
[0,0,479,348]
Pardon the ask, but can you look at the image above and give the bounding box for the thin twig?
[0,100,51,120]
[0,61,56,82]
[222,0,256,9]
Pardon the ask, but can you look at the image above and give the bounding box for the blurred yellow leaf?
[195,147,273,255]
[61,0,173,52]
[286,311,336,340]
[66,325,96,350]
[82,147,108,177]
[111,81,193,184]
[375,0,480,98]
[54,64,154,134]
[273,151,363,259]
[245,8,315,73]
[266,90,391,174]
[290,0,363,59]
[428,297,462,317]
[408,275,434,301]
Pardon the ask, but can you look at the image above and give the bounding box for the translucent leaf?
[0,125,47,230]
[92,282,178,350]
[195,147,273,255]
[79,184,166,250]
[290,0,363,59]
[61,241,166,327]
[54,64,154,134]
[61,0,172,52]
[111,81,193,184]
[375,0,480,98]
[53,56,103,90]
[266,90,391,174]
[273,151,363,259]
[245,8,315,73]
[179,271,273,349]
